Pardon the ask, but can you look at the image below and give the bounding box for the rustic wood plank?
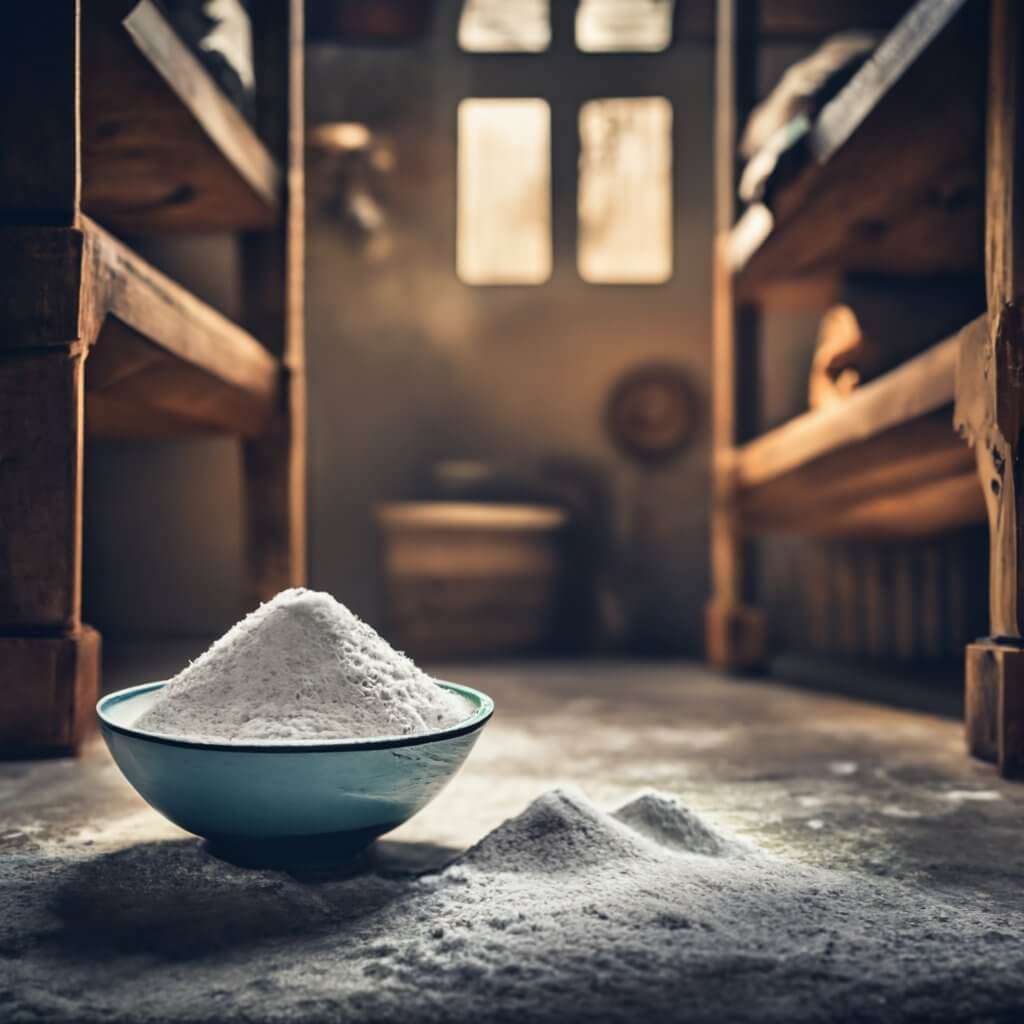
[739,316,982,491]
[87,321,279,437]
[0,350,85,630]
[81,0,280,230]
[85,394,217,439]
[706,0,765,671]
[780,470,983,541]
[241,0,307,606]
[0,228,87,346]
[732,0,986,295]
[2,222,282,435]
[0,627,100,756]
[965,643,1024,778]
[741,412,982,539]
[83,217,280,434]
[0,3,80,224]
[959,0,1024,778]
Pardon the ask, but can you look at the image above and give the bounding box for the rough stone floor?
[2,650,1024,1021]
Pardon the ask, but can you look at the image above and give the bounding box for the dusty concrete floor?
[2,652,1024,1020]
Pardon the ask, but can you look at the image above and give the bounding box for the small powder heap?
[8,788,1024,1022]
[134,588,471,743]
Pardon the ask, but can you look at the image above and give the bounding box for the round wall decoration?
[605,364,698,464]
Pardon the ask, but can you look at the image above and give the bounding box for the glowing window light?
[578,97,672,284]
[576,0,674,53]
[457,99,552,285]
[458,0,550,53]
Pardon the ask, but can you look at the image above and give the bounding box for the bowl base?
[204,823,397,870]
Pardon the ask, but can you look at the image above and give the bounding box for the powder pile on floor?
[6,788,1023,1022]
[133,588,471,742]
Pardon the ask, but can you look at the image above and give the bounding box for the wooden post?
[955,0,1024,777]
[706,0,766,670]
[241,0,307,607]
[0,3,101,754]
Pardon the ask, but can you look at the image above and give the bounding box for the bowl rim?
[97,680,495,753]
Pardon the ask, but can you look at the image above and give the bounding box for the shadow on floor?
[49,836,456,962]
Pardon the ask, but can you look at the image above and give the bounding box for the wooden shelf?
[733,316,986,539]
[0,220,281,437]
[729,0,987,300]
[81,0,281,231]
[82,218,281,436]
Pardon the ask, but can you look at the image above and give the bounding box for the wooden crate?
[376,503,568,659]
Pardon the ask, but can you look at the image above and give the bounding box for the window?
[457,99,552,285]
[576,0,674,53]
[578,97,672,283]
[455,2,674,286]
[458,0,550,53]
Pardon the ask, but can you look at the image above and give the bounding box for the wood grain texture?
[966,642,1024,777]
[83,218,280,435]
[957,0,1024,779]
[740,411,982,539]
[0,627,100,755]
[0,3,80,224]
[741,317,982,491]
[241,0,307,606]
[732,0,987,295]
[0,229,87,346]
[707,0,763,670]
[0,350,85,629]
[81,0,280,230]
[955,0,1024,641]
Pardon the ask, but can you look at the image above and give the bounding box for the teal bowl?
[97,681,494,865]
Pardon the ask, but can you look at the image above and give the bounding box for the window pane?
[457,99,552,285]
[578,97,672,284]
[576,0,674,52]
[459,0,550,53]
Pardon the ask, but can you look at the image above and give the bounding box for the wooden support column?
[706,0,766,670]
[956,0,1024,777]
[241,0,306,607]
[0,330,100,755]
[0,4,100,756]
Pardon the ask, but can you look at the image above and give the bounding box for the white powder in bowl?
[133,588,472,743]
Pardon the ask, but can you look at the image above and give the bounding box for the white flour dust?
[133,589,471,742]
[6,788,1024,1023]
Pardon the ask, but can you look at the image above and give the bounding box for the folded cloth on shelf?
[163,0,255,123]
[739,31,879,204]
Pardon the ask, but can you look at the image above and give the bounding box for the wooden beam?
[241,0,307,607]
[739,316,982,490]
[0,228,87,346]
[958,0,1024,777]
[0,349,85,631]
[75,218,280,436]
[0,7,100,757]
[752,469,983,541]
[732,0,986,293]
[740,411,981,538]
[81,0,280,230]
[0,3,80,224]
[706,0,765,671]
[0,627,100,756]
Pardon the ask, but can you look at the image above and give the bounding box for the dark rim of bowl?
[96,681,495,753]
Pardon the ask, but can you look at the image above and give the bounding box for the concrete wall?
[84,4,720,653]
[303,4,714,652]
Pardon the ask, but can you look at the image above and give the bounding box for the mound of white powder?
[133,588,472,742]
[7,788,1024,1022]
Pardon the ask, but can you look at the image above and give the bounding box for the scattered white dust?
[133,588,471,743]
[4,788,1023,1022]
[941,789,1004,803]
